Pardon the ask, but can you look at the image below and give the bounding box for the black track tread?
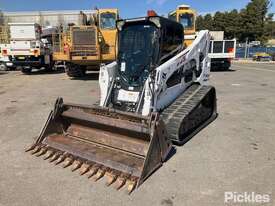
[161,84,217,145]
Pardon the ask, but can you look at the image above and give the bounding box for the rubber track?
[161,84,217,145]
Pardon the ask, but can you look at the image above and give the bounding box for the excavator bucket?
[26,98,172,194]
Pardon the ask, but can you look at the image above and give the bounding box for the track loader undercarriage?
[26,16,217,193]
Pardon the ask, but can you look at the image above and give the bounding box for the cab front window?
[100,12,117,30]
[179,13,194,29]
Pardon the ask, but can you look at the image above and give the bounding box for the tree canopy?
[196,0,275,43]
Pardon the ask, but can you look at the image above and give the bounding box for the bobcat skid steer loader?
[26,16,217,194]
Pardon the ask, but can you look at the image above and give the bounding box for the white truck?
[5,23,54,74]
[207,31,236,70]
[208,39,236,70]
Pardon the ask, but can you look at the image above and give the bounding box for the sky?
[0,0,274,18]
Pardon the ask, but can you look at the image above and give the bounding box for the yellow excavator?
[53,8,119,77]
[168,4,196,47]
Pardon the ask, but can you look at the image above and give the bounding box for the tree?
[196,15,204,31]
[225,9,241,39]
[196,0,273,43]
[0,10,4,25]
[264,13,275,40]
[204,14,214,31]
[213,12,226,31]
[196,14,214,31]
[239,0,271,42]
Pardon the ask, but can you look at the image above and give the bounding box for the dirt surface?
[0,63,274,206]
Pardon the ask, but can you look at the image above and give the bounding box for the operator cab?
[99,10,118,30]
[116,16,183,89]
[168,5,195,32]
[111,16,183,112]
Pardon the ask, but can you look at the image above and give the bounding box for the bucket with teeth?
[26,98,172,194]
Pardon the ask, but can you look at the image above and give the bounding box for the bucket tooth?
[25,144,36,152]
[127,180,137,194]
[49,153,61,163]
[35,147,48,157]
[62,157,74,168]
[115,177,127,190]
[71,160,82,172]
[106,173,118,186]
[43,150,55,160]
[94,169,106,182]
[87,165,100,179]
[55,154,66,165]
[31,145,42,155]
[79,163,91,175]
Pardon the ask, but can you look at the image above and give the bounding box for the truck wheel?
[21,67,32,74]
[0,63,7,71]
[65,64,86,78]
[44,58,55,72]
[44,64,53,72]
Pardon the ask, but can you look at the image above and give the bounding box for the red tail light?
[2,49,7,55]
[227,48,234,53]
